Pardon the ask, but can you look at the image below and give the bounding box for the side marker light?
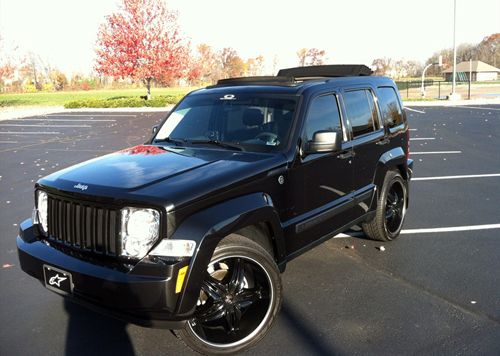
[176,266,188,294]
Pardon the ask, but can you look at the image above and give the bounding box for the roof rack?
[213,65,373,86]
[215,76,295,86]
[277,65,373,78]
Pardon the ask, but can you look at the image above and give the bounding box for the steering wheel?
[255,132,280,144]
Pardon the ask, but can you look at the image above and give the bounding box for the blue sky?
[1,0,499,75]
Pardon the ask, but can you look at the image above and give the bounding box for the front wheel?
[362,171,407,241]
[176,235,282,355]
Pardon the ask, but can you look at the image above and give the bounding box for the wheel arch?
[169,192,286,316]
[374,147,409,188]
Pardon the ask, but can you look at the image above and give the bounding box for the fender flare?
[366,147,410,218]
[169,192,285,316]
[374,147,408,187]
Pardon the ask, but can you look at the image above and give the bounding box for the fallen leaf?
[3,264,15,268]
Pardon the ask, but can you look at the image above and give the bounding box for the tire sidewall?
[381,172,407,240]
[178,237,282,355]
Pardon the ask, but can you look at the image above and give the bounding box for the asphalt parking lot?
[0,104,499,355]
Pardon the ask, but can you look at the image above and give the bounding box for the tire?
[175,235,282,355]
[362,171,407,242]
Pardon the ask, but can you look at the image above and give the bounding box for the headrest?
[242,108,264,126]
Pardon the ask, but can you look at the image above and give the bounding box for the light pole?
[421,56,442,99]
[449,0,461,100]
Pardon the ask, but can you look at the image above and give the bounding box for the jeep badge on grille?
[73,183,88,191]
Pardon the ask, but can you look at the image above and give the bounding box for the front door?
[287,92,353,255]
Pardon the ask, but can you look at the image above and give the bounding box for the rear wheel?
[176,235,282,355]
[363,171,407,241]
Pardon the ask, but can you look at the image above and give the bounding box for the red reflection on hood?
[120,145,169,156]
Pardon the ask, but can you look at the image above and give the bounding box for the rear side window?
[305,94,342,142]
[377,87,404,129]
[343,89,380,138]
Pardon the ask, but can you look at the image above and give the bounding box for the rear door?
[340,87,385,218]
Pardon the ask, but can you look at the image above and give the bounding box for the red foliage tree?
[94,0,188,99]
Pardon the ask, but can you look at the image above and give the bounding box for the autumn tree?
[372,57,393,76]
[0,36,25,89]
[246,55,265,76]
[185,49,202,90]
[94,0,189,99]
[217,47,244,78]
[297,48,307,67]
[297,48,328,67]
[23,52,43,90]
[477,33,500,67]
[196,44,217,84]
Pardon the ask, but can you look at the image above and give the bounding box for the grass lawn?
[0,87,191,107]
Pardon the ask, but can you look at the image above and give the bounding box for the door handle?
[338,151,354,160]
[376,138,390,146]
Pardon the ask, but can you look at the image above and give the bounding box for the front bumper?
[17,218,188,329]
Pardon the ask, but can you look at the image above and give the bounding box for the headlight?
[121,207,160,259]
[35,190,48,236]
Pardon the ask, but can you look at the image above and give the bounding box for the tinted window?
[343,90,379,137]
[377,87,404,128]
[155,93,297,152]
[305,94,342,142]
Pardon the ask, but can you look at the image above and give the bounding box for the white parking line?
[14,118,116,122]
[410,138,435,140]
[412,173,500,181]
[0,141,18,143]
[336,224,500,238]
[453,106,500,111]
[401,224,500,234]
[405,108,425,113]
[0,132,60,135]
[47,114,137,117]
[411,151,461,155]
[0,124,91,128]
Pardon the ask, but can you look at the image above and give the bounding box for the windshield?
[154,92,297,152]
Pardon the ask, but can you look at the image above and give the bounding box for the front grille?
[47,195,119,256]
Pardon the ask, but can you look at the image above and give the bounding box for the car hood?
[38,145,286,207]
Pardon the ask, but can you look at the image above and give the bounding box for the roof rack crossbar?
[277,65,373,78]
[216,76,294,86]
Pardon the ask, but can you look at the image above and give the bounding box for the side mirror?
[304,130,342,154]
[152,125,159,134]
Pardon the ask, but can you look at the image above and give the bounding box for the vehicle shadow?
[275,302,341,356]
[63,299,136,356]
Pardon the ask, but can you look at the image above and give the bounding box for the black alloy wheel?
[362,171,407,241]
[176,236,282,355]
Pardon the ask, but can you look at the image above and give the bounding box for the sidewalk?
[404,97,500,106]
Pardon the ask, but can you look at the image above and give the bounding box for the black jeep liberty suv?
[18,65,413,355]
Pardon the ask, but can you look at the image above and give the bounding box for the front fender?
[169,192,285,316]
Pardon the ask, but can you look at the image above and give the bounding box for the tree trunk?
[143,77,152,100]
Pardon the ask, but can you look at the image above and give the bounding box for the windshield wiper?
[190,139,244,151]
[154,137,186,146]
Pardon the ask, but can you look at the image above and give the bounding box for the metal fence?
[395,80,500,100]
